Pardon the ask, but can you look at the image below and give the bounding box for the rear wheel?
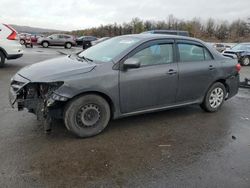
[241,56,250,66]
[64,94,110,138]
[42,41,49,48]
[200,82,226,112]
[0,51,5,67]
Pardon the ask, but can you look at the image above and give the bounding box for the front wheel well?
[42,41,49,44]
[67,91,115,118]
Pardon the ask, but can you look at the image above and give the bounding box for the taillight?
[3,24,18,40]
[236,63,241,72]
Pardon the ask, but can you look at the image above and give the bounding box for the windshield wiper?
[83,56,93,62]
[77,55,93,62]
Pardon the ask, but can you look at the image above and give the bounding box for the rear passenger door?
[176,40,218,103]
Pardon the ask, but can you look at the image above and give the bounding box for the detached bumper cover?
[226,74,240,99]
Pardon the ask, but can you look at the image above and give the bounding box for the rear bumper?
[7,53,23,60]
[0,41,23,59]
[226,74,240,99]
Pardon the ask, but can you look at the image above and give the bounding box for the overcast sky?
[0,0,249,31]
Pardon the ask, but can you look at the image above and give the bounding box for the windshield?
[232,44,250,51]
[78,36,141,63]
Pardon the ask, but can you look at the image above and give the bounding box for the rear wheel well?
[203,79,229,102]
[216,79,229,93]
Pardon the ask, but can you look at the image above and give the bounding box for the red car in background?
[19,33,30,45]
[19,33,41,46]
[24,34,33,48]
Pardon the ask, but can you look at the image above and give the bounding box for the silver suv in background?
[37,34,76,49]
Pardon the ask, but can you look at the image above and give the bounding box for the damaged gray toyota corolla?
[9,34,240,138]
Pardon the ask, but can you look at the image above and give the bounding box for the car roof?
[122,34,204,43]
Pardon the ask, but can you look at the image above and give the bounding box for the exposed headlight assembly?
[39,82,64,98]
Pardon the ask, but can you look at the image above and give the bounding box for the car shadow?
[22,104,234,187]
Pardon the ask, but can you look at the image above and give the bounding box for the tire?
[82,42,86,50]
[42,41,49,48]
[65,42,72,49]
[200,82,226,112]
[241,56,250,66]
[64,94,111,138]
[20,39,25,45]
[0,51,5,67]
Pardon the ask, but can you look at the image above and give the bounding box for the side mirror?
[123,58,141,69]
[49,37,53,39]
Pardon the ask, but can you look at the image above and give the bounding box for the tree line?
[70,15,250,42]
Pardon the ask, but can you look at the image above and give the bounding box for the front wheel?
[200,82,226,112]
[64,94,110,138]
[42,41,49,48]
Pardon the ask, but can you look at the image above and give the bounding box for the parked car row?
[18,33,108,49]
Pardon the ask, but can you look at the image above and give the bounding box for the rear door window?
[178,43,213,62]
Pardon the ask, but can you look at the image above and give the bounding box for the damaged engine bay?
[10,78,68,132]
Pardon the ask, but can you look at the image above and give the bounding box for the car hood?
[17,56,96,82]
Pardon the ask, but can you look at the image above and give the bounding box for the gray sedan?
[9,34,240,137]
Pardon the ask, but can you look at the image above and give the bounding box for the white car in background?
[0,24,23,67]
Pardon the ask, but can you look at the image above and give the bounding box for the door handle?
[167,69,177,75]
[209,65,215,70]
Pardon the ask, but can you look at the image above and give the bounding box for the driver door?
[119,40,178,114]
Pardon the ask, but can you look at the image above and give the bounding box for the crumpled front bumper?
[9,74,30,109]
